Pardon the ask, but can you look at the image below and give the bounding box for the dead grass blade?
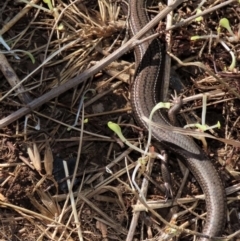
[36,189,60,217]
[44,140,53,176]
[27,143,41,172]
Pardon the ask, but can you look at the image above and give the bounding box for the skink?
[129,0,226,240]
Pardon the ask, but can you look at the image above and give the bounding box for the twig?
[0,0,41,35]
[162,0,174,101]
[126,158,155,241]
[168,52,240,99]
[0,53,32,104]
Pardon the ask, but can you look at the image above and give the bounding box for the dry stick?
[168,52,240,99]
[171,0,236,30]
[0,0,184,128]
[0,0,41,35]
[162,0,174,101]
[126,158,155,241]
[0,0,40,104]
[0,0,236,128]
[134,194,224,240]
[0,200,69,228]
[0,54,32,104]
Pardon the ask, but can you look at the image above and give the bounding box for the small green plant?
[108,101,171,156]
[43,0,54,10]
[108,121,165,202]
[42,0,62,28]
[195,9,203,22]
[108,101,172,201]
[145,102,171,155]
[183,94,220,150]
[190,35,218,41]
[191,18,237,71]
[219,18,235,38]
[108,121,157,157]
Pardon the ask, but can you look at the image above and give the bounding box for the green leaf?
[191,36,201,41]
[219,18,234,36]
[195,9,203,22]
[4,49,35,63]
[195,124,207,131]
[108,122,125,142]
[43,0,53,10]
